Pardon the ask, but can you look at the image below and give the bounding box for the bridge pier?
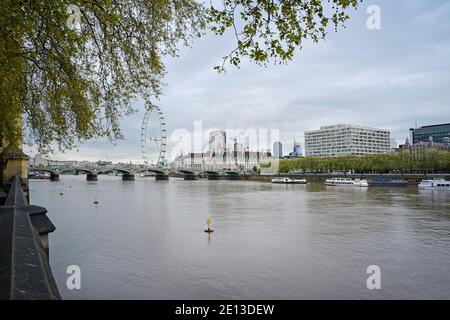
[183,174,197,180]
[225,174,241,180]
[205,171,221,180]
[86,173,98,181]
[155,174,169,181]
[50,173,60,182]
[122,173,135,181]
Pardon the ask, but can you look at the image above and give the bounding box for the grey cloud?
[37,0,450,162]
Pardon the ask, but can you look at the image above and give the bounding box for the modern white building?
[305,124,391,157]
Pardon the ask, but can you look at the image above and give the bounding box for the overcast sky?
[26,0,450,163]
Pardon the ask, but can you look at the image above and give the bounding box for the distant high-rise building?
[209,131,226,156]
[290,141,303,157]
[410,123,450,144]
[305,124,391,157]
[282,141,303,159]
[273,142,283,159]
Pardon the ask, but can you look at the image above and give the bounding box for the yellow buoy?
[204,216,214,233]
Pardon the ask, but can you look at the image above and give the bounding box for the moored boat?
[271,177,307,184]
[325,178,368,187]
[418,178,450,190]
[28,172,50,180]
[368,176,407,187]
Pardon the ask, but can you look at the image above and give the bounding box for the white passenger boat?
[325,178,368,187]
[418,178,450,190]
[271,177,307,184]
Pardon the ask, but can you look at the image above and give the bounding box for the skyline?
[24,0,450,162]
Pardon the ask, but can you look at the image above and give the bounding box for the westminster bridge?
[29,166,246,181]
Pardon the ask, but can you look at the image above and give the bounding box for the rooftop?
[412,123,450,130]
[305,124,390,133]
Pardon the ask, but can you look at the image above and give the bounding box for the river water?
[29,175,450,299]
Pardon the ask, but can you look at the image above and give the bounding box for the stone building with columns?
[171,150,272,172]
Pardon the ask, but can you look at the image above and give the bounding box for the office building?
[290,141,303,157]
[410,123,450,144]
[273,142,283,159]
[305,124,391,157]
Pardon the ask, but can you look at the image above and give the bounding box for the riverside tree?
[0,0,360,154]
[278,151,450,175]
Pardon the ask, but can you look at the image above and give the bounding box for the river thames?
[30,176,450,299]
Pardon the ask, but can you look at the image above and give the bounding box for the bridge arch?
[113,168,134,175]
[204,170,222,180]
[30,168,58,174]
[30,167,61,181]
[178,169,198,180]
[75,168,97,175]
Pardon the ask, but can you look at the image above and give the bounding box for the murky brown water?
[30,175,450,299]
